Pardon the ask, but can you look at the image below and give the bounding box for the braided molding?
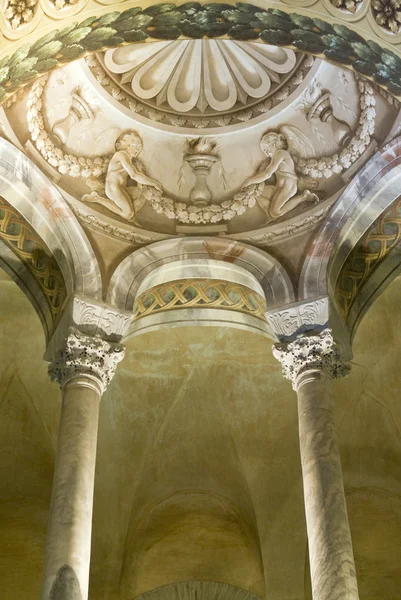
[336,195,401,318]
[133,279,267,322]
[0,196,67,320]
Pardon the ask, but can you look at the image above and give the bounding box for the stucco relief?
[87,52,315,130]
[82,130,163,223]
[101,40,299,116]
[1,40,398,244]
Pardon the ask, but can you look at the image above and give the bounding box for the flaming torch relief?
[184,137,220,207]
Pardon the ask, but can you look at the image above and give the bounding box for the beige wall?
[1,270,401,599]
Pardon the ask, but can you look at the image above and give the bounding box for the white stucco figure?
[243,130,318,223]
[82,131,162,222]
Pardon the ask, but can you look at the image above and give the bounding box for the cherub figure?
[243,131,318,223]
[82,131,162,222]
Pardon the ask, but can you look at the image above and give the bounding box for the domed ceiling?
[1,40,399,250]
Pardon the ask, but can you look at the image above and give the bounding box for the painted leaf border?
[0,3,400,102]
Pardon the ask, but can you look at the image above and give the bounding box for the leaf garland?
[0,2,400,102]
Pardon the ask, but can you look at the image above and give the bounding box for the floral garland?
[27,75,267,223]
[142,183,265,224]
[27,74,376,224]
[296,79,376,179]
[27,76,111,178]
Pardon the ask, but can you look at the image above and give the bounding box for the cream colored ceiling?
[2,268,401,600]
[3,48,398,255]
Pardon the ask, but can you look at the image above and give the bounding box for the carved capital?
[45,295,132,362]
[266,297,329,342]
[49,327,124,392]
[272,328,350,390]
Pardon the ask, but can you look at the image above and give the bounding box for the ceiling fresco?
[0,4,401,597]
[1,44,399,253]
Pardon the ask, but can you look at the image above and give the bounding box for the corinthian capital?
[272,328,350,390]
[49,327,125,392]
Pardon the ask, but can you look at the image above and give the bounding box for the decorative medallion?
[330,0,363,13]
[372,0,401,34]
[5,0,37,29]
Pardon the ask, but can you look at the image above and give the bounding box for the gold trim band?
[0,197,67,321]
[336,196,401,319]
[133,278,267,322]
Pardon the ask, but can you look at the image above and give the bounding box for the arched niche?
[120,491,265,600]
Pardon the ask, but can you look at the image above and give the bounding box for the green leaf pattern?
[0,2,400,101]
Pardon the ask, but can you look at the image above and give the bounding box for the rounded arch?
[0,209,66,340]
[106,237,295,312]
[0,139,102,339]
[0,139,101,298]
[297,136,401,349]
[121,491,265,599]
[335,197,401,339]
[0,2,400,106]
[299,136,401,302]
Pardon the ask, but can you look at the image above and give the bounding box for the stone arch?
[0,203,67,340]
[132,581,262,600]
[106,237,295,312]
[0,2,400,107]
[0,139,102,339]
[334,196,401,339]
[120,491,265,600]
[298,135,401,342]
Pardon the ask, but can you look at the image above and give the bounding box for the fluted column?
[273,329,359,600]
[41,328,124,600]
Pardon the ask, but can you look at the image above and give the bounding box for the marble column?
[41,328,124,600]
[273,329,359,600]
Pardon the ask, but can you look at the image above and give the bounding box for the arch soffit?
[0,138,102,300]
[107,238,295,311]
[299,136,401,303]
[335,197,401,340]
[0,238,54,339]
[0,2,400,105]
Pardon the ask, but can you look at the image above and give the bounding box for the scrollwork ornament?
[49,327,125,391]
[272,328,350,390]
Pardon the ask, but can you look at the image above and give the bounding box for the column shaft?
[297,371,358,600]
[41,376,101,600]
